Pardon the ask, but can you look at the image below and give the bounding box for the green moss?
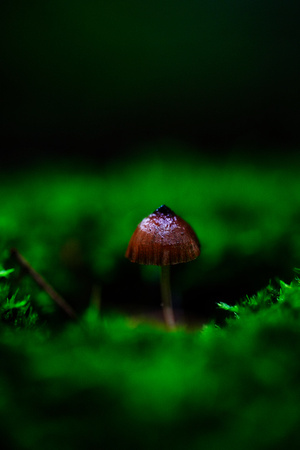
[0,269,38,329]
[1,148,300,448]
[1,148,300,286]
[1,266,300,448]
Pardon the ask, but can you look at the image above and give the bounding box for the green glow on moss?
[1,277,300,448]
[1,148,300,282]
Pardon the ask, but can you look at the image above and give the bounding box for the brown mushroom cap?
[125,205,200,265]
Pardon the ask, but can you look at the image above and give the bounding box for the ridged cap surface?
[125,205,200,265]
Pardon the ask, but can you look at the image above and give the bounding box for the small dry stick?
[10,248,78,320]
[90,283,101,313]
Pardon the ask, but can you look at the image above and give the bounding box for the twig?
[90,284,101,313]
[10,248,78,320]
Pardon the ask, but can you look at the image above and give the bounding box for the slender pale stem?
[160,265,176,329]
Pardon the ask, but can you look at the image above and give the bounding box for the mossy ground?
[1,147,300,449]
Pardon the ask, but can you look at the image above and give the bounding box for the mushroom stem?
[160,265,176,329]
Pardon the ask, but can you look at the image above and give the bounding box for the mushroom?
[125,205,200,329]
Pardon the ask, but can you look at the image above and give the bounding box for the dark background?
[1,0,299,165]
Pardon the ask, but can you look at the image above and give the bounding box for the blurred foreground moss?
[1,267,300,449]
